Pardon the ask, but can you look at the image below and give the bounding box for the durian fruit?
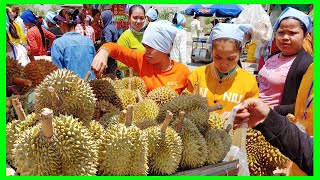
[98,105,148,175]
[204,128,232,165]
[172,111,208,169]
[156,94,209,131]
[121,68,147,98]
[98,110,126,128]
[34,69,96,127]
[134,118,158,130]
[146,86,178,107]
[246,129,288,176]
[117,89,137,109]
[89,78,123,110]
[12,108,61,175]
[6,99,38,165]
[6,56,32,94]
[208,111,226,129]
[23,59,58,88]
[185,107,210,133]
[93,100,120,121]
[144,110,183,175]
[132,89,159,123]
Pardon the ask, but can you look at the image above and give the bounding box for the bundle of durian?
[23,59,58,89]
[172,111,208,169]
[155,94,209,133]
[146,86,178,107]
[98,105,148,175]
[34,69,96,127]
[6,56,32,94]
[144,110,183,175]
[12,108,99,175]
[246,128,288,175]
[6,98,38,166]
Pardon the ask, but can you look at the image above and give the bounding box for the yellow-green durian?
[121,77,147,97]
[146,86,178,107]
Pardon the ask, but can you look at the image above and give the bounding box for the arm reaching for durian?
[91,48,110,79]
[234,98,313,176]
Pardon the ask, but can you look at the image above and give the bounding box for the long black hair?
[36,15,46,49]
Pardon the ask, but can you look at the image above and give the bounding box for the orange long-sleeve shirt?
[99,42,190,94]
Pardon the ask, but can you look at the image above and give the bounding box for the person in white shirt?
[171,12,187,65]
[190,14,202,53]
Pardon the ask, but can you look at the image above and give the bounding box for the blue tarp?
[185,4,245,17]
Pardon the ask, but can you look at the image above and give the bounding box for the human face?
[275,18,306,56]
[144,44,166,64]
[129,8,145,31]
[212,40,240,73]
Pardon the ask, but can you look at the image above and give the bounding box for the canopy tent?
[185,4,246,17]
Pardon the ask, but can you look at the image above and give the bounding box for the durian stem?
[136,89,143,102]
[13,77,32,87]
[48,86,62,107]
[193,81,199,94]
[125,105,133,126]
[84,71,91,82]
[12,98,27,120]
[40,108,54,138]
[160,110,173,134]
[128,77,132,90]
[176,111,185,133]
[207,104,223,112]
[6,97,12,108]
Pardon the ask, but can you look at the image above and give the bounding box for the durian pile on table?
[6,59,289,176]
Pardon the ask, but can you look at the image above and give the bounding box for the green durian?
[146,86,178,107]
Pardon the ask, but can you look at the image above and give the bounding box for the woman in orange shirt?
[91,20,190,94]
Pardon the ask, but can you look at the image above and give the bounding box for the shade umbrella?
[185,4,246,17]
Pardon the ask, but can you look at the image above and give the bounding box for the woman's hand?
[234,98,270,129]
[91,48,109,79]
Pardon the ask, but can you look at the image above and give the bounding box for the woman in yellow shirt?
[186,23,259,115]
[7,7,26,45]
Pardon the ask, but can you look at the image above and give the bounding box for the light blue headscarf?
[146,8,158,21]
[208,23,252,42]
[273,7,312,32]
[175,12,186,29]
[45,11,58,24]
[142,20,177,54]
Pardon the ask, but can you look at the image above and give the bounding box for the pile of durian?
[6,66,287,176]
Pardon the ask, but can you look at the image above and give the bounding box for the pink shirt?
[258,54,296,106]
[75,24,95,43]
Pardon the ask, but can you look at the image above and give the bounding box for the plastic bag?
[224,104,250,176]
[234,4,272,46]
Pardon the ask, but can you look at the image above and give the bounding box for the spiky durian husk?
[23,59,58,88]
[6,113,38,165]
[133,99,159,123]
[54,115,99,175]
[117,89,137,109]
[121,77,147,97]
[12,124,61,175]
[89,79,123,110]
[98,110,127,128]
[208,111,226,129]
[88,120,106,148]
[134,118,158,130]
[146,87,178,107]
[93,100,120,120]
[98,123,148,175]
[102,73,117,80]
[171,119,208,169]
[12,114,99,176]
[206,129,232,165]
[185,108,209,133]
[246,129,289,176]
[156,94,208,129]
[6,56,25,86]
[34,69,96,126]
[144,126,182,175]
